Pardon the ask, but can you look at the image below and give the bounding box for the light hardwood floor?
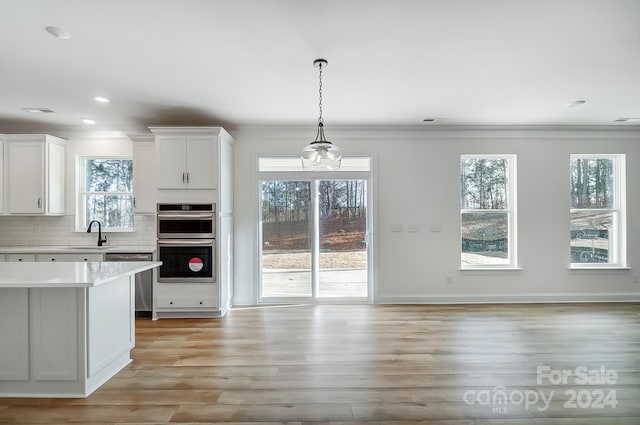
[1,303,639,424]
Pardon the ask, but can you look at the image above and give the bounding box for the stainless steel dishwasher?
[104,252,153,317]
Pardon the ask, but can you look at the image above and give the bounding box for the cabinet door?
[133,142,157,213]
[157,136,187,189]
[47,142,65,215]
[0,288,29,380]
[219,215,233,314]
[0,141,4,214]
[186,136,217,189]
[219,138,233,212]
[30,288,79,380]
[8,142,44,213]
[155,282,217,309]
[6,254,36,262]
[36,254,104,262]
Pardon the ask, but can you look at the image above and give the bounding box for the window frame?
[460,154,518,270]
[569,154,626,269]
[76,156,134,232]
[256,155,374,304]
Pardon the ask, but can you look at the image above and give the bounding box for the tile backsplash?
[0,215,156,246]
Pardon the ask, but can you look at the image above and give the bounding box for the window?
[570,154,626,267]
[460,155,517,268]
[78,157,134,230]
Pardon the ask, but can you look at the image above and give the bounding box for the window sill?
[460,267,523,272]
[73,228,135,233]
[569,266,631,271]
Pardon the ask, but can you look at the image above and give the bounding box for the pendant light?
[301,59,343,170]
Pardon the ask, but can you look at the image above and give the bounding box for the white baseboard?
[376,292,640,304]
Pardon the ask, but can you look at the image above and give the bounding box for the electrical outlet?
[445,276,453,285]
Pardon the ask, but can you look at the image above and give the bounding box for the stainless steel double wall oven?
[156,203,215,283]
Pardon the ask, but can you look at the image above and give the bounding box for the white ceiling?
[1,0,639,136]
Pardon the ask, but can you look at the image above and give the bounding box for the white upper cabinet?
[9,141,44,213]
[0,140,4,214]
[185,135,217,189]
[132,140,157,213]
[151,127,226,190]
[155,134,217,189]
[5,135,65,215]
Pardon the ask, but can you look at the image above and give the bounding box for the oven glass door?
[157,240,215,282]
[157,214,215,238]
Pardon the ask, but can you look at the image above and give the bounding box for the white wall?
[233,126,640,305]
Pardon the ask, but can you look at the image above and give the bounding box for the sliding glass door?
[260,181,312,297]
[260,178,369,301]
[318,180,368,297]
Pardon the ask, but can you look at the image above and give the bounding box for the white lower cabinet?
[36,254,103,262]
[0,254,5,262]
[0,289,29,380]
[30,288,79,381]
[0,276,135,397]
[155,283,218,317]
[5,254,36,262]
[4,253,104,262]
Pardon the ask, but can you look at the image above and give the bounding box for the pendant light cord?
[318,62,324,125]
[302,58,342,170]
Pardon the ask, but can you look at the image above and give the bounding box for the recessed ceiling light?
[567,100,586,108]
[23,107,55,114]
[614,117,640,122]
[94,96,109,103]
[45,26,71,40]
[82,118,96,125]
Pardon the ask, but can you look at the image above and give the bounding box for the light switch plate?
[391,224,403,233]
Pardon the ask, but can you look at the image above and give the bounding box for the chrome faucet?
[86,220,107,246]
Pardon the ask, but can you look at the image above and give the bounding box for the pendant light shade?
[301,59,342,170]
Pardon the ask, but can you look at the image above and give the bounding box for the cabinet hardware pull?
[186,172,190,183]
[182,172,186,183]
[37,197,42,208]
[133,197,136,207]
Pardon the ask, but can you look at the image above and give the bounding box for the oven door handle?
[158,239,215,246]
[157,213,215,219]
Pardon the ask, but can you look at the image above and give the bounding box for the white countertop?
[0,261,161,288]
[0,245,156,254]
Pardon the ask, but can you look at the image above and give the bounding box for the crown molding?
[234,124,640,141]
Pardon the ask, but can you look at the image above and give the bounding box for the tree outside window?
[570,155,625,266]
[80,158,134,230]
[460,155,517,268]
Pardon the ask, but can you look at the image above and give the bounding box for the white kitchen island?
[0,261,161,398]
